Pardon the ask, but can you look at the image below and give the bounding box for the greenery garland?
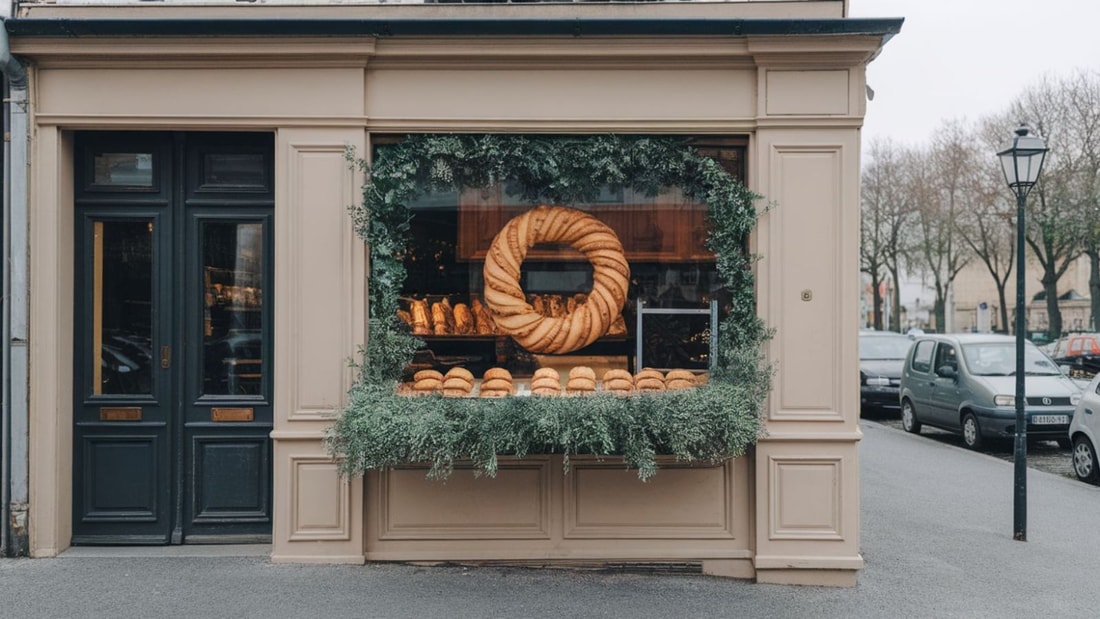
[326,134,771,480]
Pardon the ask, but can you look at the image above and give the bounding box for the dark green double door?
[73,132,274,544]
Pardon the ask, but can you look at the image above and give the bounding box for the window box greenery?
[325,135,771,480]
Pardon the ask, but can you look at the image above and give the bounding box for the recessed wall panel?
[288,145,351,417]
[366,69,755,121]
[380,463,551,540]
[38,68,364,119]
[770,457,842,540]
[766,70,849,115]
[290,458,350,540]
[565,463,734,539]
[773,147,842,413]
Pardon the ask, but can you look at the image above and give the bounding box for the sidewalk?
[2,421,1099,618]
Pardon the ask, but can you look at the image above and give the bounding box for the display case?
[392,140,743,395]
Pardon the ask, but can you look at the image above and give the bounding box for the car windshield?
[962,341,1062,376]
[859,334,912,360]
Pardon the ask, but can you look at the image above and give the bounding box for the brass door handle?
[161,345,171,369]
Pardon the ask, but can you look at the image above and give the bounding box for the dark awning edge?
[3,17,903,40]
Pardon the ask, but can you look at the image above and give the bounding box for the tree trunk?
[1089,251,1100,331]
[996,283,1010,335]
[1043,278,1062,340]
[933,289,946,333]
[889,265,902,332]
[871,272,884,330]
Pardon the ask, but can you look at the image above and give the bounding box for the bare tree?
[861,138,912,330]
[1054,71,1100,331]
[905,122,974,331]
[962,116,1020,333]
[1009,75,1088,340]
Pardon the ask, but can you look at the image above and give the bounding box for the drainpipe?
[1,18,29,557]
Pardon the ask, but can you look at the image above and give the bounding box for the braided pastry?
[482,205,630,354]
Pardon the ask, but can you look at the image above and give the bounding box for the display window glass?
[384,137,745,396]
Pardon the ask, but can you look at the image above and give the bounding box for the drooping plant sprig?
[328,134,771,480]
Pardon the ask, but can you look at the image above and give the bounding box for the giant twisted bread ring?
[483,205,630,354]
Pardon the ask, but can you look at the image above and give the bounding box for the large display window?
[387,138,746,396]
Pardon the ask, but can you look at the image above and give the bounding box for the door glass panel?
[93,152,154,188]
[202,154,267,189]
[203,222,264,395]
[93,220,155,395]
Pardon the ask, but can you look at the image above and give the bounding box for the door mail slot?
[100,407,142,422]
[212,407,254,422]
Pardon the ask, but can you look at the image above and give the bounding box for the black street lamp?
[997,123,1048,542]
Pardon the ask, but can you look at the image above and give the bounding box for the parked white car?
[1069,374,1100,484]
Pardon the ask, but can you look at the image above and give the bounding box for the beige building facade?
[1,1,900,586]
[949,257,1094,336]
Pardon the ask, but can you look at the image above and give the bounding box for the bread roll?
[484,367,512,382]
[635,368,665,383]
[442,377,473,392]
[665,370,696,383]
[694,373,709,386]
[566,378,597,392]
[532,386,561,396]
[445,367,475,384]
[443,388,469,398]
[635,377,666,392]
[481,378,514,393]
[470,298,495,335]
[666,379,696,391]
[479,389,509,398]
[410,299,431,336]
[602,378,634,393]
[431,302,449,335]
[413,378,443,392]
[533,368,561,382]
[453,303,474,335]
[414,369,444,383]
[569,366,597,382]
[547,295,565,318]
[397,309,414,329]
[602,369,633,384]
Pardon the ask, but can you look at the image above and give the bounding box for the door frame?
[70,130,276,545]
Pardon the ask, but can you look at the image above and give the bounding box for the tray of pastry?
[397,293,628,339]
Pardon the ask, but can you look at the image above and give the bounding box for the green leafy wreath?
[325,134,771,480]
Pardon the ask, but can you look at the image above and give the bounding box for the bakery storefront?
[1,2,899,586]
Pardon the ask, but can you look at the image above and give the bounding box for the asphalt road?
[3,420,1099,618]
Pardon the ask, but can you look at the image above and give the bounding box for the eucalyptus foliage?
[328,134,772,480]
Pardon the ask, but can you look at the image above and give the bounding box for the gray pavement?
[2,420,1099,618]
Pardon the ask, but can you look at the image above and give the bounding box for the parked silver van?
[899,333,1081,449]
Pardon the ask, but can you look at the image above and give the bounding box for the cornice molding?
[11,36,377,69]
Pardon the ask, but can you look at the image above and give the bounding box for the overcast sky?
[849,0,1100,148]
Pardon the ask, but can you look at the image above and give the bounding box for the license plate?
[1031,414,1068,425]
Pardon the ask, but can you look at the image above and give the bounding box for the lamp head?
[997,123,1048,199]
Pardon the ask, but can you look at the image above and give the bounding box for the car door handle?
[1086,408,1094,416]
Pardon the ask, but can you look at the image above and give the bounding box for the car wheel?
[962,413,984,450]
[1072,436,1100,485]
[901,400,921,434]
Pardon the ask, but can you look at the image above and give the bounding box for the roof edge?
[3,17,904,39]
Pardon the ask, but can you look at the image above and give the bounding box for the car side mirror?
[936,365,957,380]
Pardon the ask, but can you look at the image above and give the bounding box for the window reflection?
[93,153,154,187]
[93,220,154,395]
[203,222,264,395]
